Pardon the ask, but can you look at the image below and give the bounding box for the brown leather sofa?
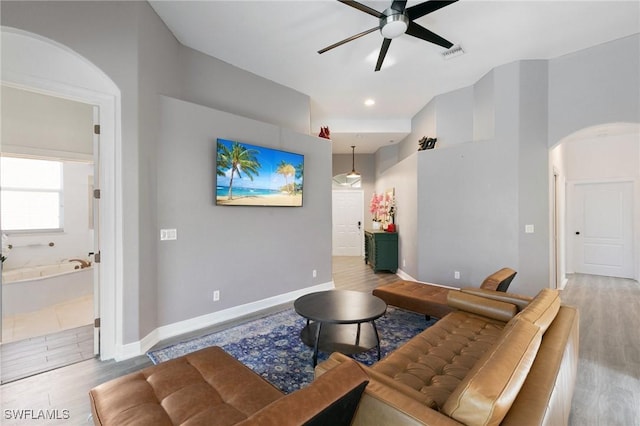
[89,346,369,425]
[316,287,579,426]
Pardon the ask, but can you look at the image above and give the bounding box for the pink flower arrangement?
[369,193,383,221]
[369,192,395,222]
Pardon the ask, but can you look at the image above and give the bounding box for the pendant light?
[346,145,360,178]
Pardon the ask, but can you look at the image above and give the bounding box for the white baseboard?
[115,280,335,361]
[394,269,459,290]
[558,276,569,290]
[395,268,415,281]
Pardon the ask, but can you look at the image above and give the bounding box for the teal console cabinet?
[364,230,398,273]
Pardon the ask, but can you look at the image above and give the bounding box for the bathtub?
[2,261,93,316]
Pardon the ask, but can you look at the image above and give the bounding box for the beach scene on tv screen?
[216,139,304,206]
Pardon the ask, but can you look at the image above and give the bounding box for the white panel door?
[572,181,634,278]
[332,190,363,256]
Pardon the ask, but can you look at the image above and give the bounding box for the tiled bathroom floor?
[2,295,93,343]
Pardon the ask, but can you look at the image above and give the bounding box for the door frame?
[566,177,636,279]
[92,105,101,355]
[551,168,561,289]
[2,28,122,360]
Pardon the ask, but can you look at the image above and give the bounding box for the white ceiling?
[149,1,640,153]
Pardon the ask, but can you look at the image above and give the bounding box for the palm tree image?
[216,139,304,206]
[216,141,231,177]
[294,162,304,194]
[223,142,261,200]
[276,160,296,194]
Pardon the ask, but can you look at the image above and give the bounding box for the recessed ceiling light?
[364,99,375,107]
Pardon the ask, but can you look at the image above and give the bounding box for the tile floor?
[2,295,93,343]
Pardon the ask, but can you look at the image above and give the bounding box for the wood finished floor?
[1,325,94,384]
[0,258,638,425]
[559,273,640,426]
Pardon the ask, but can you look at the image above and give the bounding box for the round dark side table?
[294,290,387,366]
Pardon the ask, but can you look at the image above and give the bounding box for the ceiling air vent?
[441,44,465,60]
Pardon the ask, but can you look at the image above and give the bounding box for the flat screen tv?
[216,138,304,207]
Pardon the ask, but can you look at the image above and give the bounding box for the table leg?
[355,323,361,345]
[313,322,322,367]
[371,320,381,361]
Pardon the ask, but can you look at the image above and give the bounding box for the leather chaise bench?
[373,267,516,319]
[373,281,454,319]
[89,346,369,426]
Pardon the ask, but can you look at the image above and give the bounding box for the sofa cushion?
[372,311,505,410]
[441,318,542,426]
[460,288,532,311]
[514,288,560,333]
[236,358,369,426]
[447,291,518,323]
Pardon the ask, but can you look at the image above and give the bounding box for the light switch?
[160,229,177,240]
[525,224,534,234]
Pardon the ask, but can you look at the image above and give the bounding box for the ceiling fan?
[319,0,458,71]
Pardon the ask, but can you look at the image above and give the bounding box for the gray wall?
[178,47,311,136]
[1,0,321,345]
[395,63,523,290]
[548,34,640,145]
[435,86,473,147]
[390,34,639,295]
[136,0,183,345]
[517,61,550,292]
[157,97,331,326]
[375,149,419,278]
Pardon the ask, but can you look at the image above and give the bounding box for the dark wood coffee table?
[294,290,387,366]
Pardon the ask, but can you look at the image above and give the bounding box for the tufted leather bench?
[372,268,517,319]
[89,346,369,426]
[373,281,454,319]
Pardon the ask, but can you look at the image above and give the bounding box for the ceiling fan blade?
[407,0,458,20]
[406,21,453,49]
[318,26,379,54]
[338,0,383,18]
[390,0,408,13]
[375,38,392,71]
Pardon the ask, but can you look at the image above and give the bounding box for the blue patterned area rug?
[148,307,435,394]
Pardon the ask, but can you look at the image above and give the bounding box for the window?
[1,157,64,232]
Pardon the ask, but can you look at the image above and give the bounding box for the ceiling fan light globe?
[380,14,409,39]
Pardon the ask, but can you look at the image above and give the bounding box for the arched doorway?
[549,122,640,288]
[1,27,122,360]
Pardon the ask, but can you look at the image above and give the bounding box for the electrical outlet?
[312,269,317,278]
[454,271,460,280]
[213,290,220,301]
